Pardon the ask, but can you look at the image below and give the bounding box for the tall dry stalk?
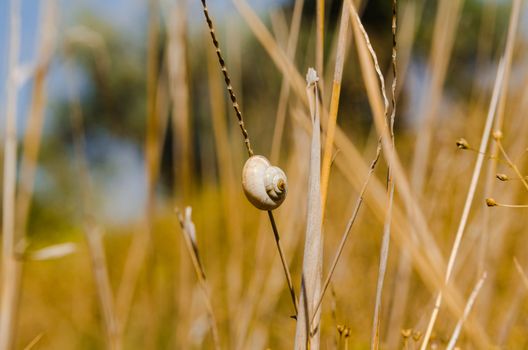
[176,207,221,350]
[421,1,520,350]
[371,1,397,348]
[310,143,381,324]
[16,1,55,240]
[389,0,463,338]
[320,2,349,218]
[478,0,521,320]
[66,58,121,349]
[204,23,245,345]
[116,0,164,342]
[84,225,121,350]
[168,0,192,204]
[270,0,304,163]
[11,13,58,348]
[294,68,323,350]
[316,0,324,91]
[446,272,487,350]
[420,58,505,349]
[166,2,195,345]
[0,1,22,348]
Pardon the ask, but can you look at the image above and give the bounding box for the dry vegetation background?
[1,0,528,349]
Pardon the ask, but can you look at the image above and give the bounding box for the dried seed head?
[412,330,423,342]
[343,327,351,338]
[486,198,498,207]
[337,325,345,335]
[456,138,470,150]
[496,173,509,181]
[306,67,319,86]
[493,130,503,140]
[401,329,412,338]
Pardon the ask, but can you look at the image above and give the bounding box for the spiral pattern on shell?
[242,155,288,210]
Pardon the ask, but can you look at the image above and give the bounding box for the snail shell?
[242,155,288,210]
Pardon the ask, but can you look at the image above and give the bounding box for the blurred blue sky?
[0,0,290,128]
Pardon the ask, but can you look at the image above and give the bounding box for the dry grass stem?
[513,258,528,290]
[390,1,462,340]
[22,333,44,350]
[16,1,55,239]
[0,1,22,348]
[116,0,164,338]
[176,207,221,350]
[316,0,324,81]
[320,2,349,218]
[267,211,299,317]
[270,0,305,163]
[168,0,192,202]
[311,142,382,326]
[295,68,323,350]
[479,0,522,281]
[371,1,398,348]
[495,140,528,192]
[200,0,253,157]
[84,225,121,350]
[446,272,487,350]
[420,58,505,349]
[66,58,122,349]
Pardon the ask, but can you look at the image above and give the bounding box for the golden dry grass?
[2,0,528,349]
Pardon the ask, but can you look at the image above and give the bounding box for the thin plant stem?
[204,23,246,337]
[446,272,487,350]
[493,203,528,208]
[66,57,122,349]
[22,334,43,350]
[116,1,165,343]
[84,225,121,350]
[16,0,55,241]
[176,208,222,350]
[295,69,323,350]
[199,0,298,320]
[495,140,528,192]
[311,143,382,326]
[479,0,522,282]
[0,1,22,348]
[420,58,505,350]
[371,1,397,348]
[316,0,324,80]
[168,0,192,203]
[270,0,304,163]
[390,0,462,341]
[513,258,528,290]
[320,2,349,218]
[268,211,299,317]
[200,0,253,157]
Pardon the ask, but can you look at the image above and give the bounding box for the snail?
[242,155,288,210]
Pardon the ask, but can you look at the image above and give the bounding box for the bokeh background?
[1,0,528,348]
